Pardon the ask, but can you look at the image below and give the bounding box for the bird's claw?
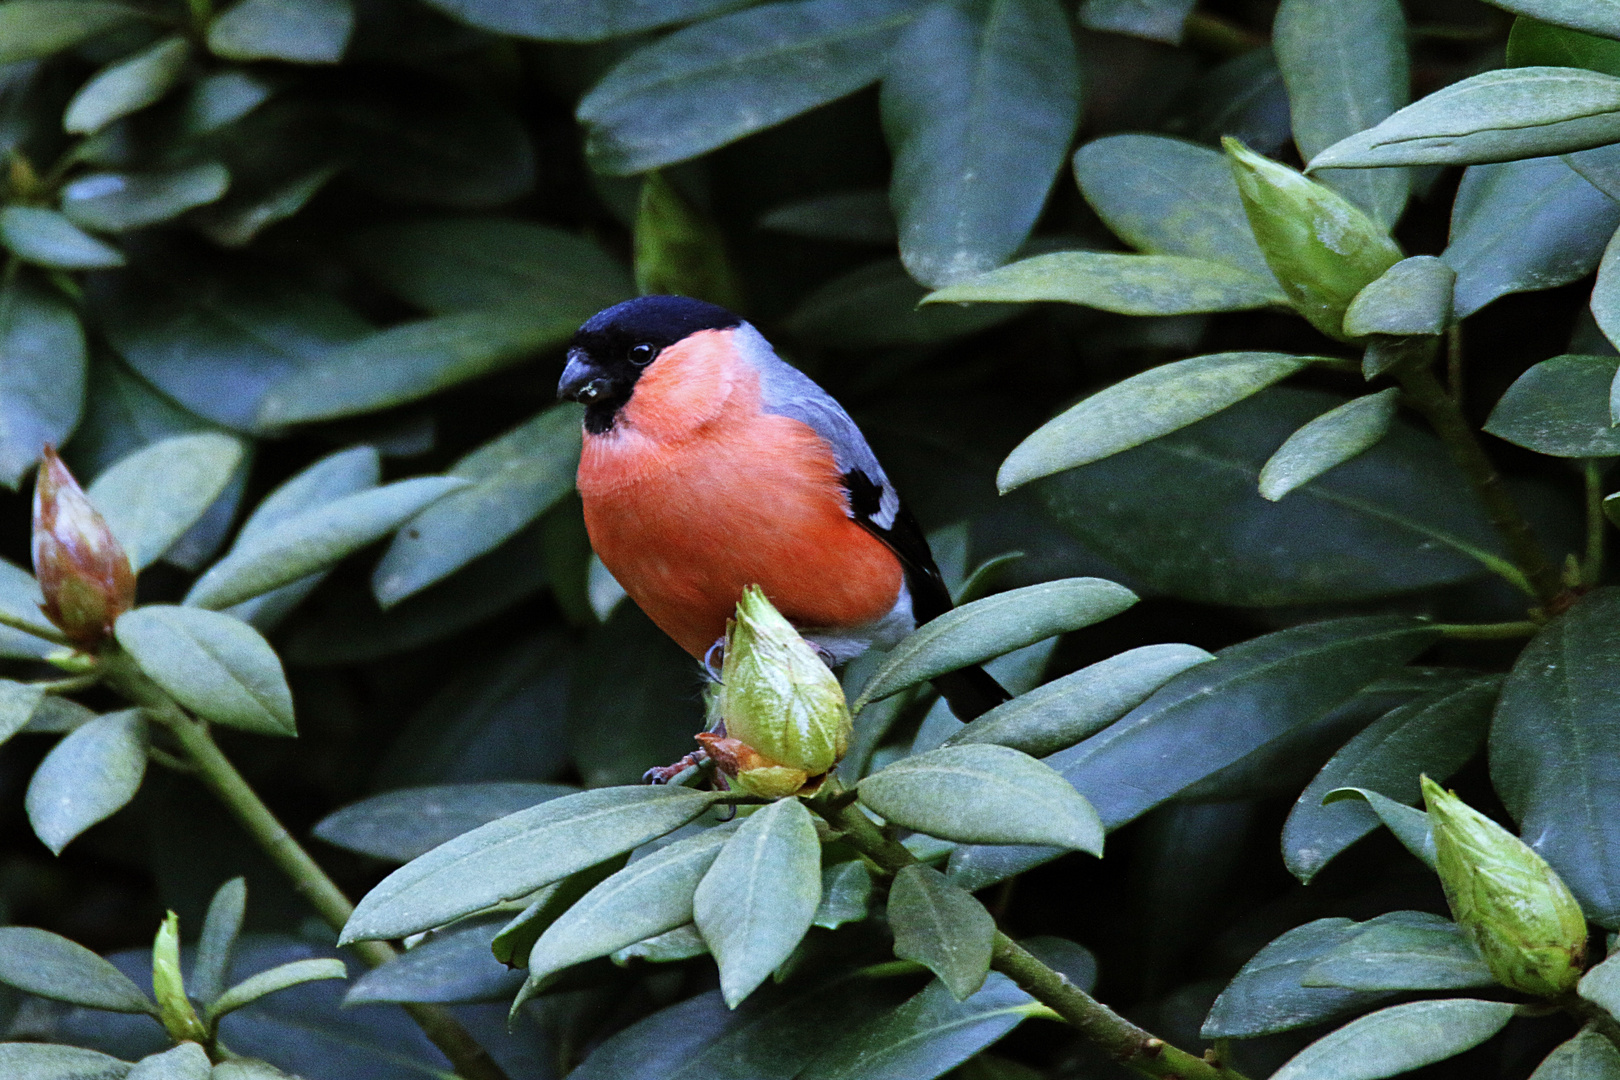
[702,638,725,681]
[643,749,709,785]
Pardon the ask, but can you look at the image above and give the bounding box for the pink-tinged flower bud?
[32,446,134,647]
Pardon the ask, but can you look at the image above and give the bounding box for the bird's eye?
[628,343,658,366]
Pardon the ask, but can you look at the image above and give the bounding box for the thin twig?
[1432,621,1540,640]
[0,607,70,646]
[1584,460,1606,588]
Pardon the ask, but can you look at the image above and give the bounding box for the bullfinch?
[557,295,1009,721]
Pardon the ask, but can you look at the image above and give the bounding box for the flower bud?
[1224,137,1402,342]
[1422,775,1587,996]
[32,446,135,647]
[152,911,207,1044]
[701,586,852,798]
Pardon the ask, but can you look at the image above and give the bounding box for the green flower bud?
[32,446,135,648]
[152,911,208,1044]
[1224,137,1402,342]
[1422,775,1588,996]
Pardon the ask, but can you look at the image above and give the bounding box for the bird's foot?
[642,749,709,785]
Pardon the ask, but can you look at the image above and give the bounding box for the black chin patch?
[568,296,743,432]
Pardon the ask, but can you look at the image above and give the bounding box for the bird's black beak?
[558,350,611,404]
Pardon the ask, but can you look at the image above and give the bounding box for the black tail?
[933,665,1010,721]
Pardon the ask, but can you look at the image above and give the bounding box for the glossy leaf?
[1322,787,1438,868]
[0,1,148,63]
[888,865,994,1000]
[861,744,1104,851]
[1530,1028,1620,1080]
[207,958,347,1021]
[0,276,86,487]
[207,0,354,63]
[1274,0,1410,226]
[1202,918,1400,1038]
[1310,67,1620,169]
[1342,255,1455,338]
[191,877,246,1005]
[341,785,725,942]
[1492,587,1620,926]
[855,577,1136,707]
[62,164,232,232]
[998,353,1310,492]
[64,35,188,134]
[578,0,927,174]
[1267,998,1515,1080]
[945,643,1213,756]
[1259,389,1400,501]
[0,207,123,269]
[0,925,155,1013]
[1302,911,1495,991]
[1485,354,1620,455]
[1284,677,1495,882]
[313,782,576,862]
[923,252,1285,315]
[115,606,295,736]
[25,709,148,855]
[86,432,244,571]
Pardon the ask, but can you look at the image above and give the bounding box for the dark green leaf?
[633,171,745,307]
[489,852,630,969]
[0,925,155,1013]
[998,353,1311,492]
[312,782,575,862]
[923,252,1286,315]
[1302,911,1495,991]
[1493,1,1620,43]
[1321,787,1437,868]
[128,1044,208,1080]
[1077,0,1193,43]
[1492,586,1620,926]
[344,914,519,1005]
[883,0,1080,287]
[0,1043,133,1079]
[1274,0,1410,226]
[759,190,895,244]
[694,797,822,1008]
[191,876,246,1005]
[1310,67,1620,169]
[0,207,123,269]
[25,709,148,855]
[114,606,296,736]
[207,958,346,1022]
[888,865,994,1000]
[1510,17,1620,77]
[1284,678,1495,882]
[786,258,1021,347]
[62,164,233,232]
[577,0,927,175]
[814,860,873,929]
[1201,918,1398,1038]
[1530,1027,1620,1080]
[860,744,1104,852]
[855,578,1137,708]
[1596,228,1620,361]
[207,0,354,63]
[1485,354,1620,455]
[340,785,726,942]
[612,923,709,965]
[87,431,245,570]
[1259,389,1400,501]
[0,276,86,487]
[0,1,148,63]
[63,35,188,134]
[1581,952,1620,1016]
[1267,999,1515,1080]
[1342,255,1455,338]
[418,0,753,40]
[945,643,1213,756]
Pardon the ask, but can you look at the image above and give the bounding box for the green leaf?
[341,785,726,942]
[634,171,744,307]
[347,216,631,318]
[0,207,123,269]
[127,1043,209,1080]
[207,0,354,63]
[1077,0,1192,42]
[0,556,56,653]
[64,35,189,134]
[25,709,148,855]
[313,782,576,862]
[1302,911,1495,991]
[944,644,1211,757]
[1489,1,1620,45]
[0,925,156,1013]
[256,309,564,426]
[922,252,1286,315]
[1492,586,1620,926]
[1510,16,1620,77]
[855,578,1137,708]
[1259,389,1400,501]
[694,799,822,1009]
[488,854,631,968]
[1581,952,1620,1016]
[87,431,245,570]
[882,0,1080,287]
[520,826,733,999]
[190,876,245,1004]
[1321,787,1438,868]
[416,0,754,41]
[786,258,1022,347]
[0,680,45,747]
[888,865,994,1000]
[759,189,895,244]
[371,406,581,606]
[1342,255,1455,338]
[183,476,467,610]
[814,860,873,929]
[206,957,346,1022]
[998,353,1310,492]
[1072,134,1276,280]
[612,923,709,965]
[1596,229,1620,364]
[1310,67,1620,169]
[1484,354,1620,456]
[800,973,1041,1080]
[0,1042,133,1079]
[1444,156,1619,318]
[860,744,1104,852]
[577,0,927,175]
[344,914,519,1005]
[1284,677,1495,882]
[0,276,86,487]
[1267,998,1515,1080]
[62,164,232,232]
[1530,1027,1620,1080]
[115,606,295,736]
[1274,0,1410,227]
[0,1,147,63]
[1202,918,1400,1038]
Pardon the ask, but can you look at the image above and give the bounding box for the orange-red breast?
[559,295,1008,720]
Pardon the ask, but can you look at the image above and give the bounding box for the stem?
[1397,361,1561,603]
[810,797,1246,1080]
[1446,325,1463,402]
[104,659,510,1080]
[0,608,70,645]
[1432,621,1540,640]
[1585,460,1606,587]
